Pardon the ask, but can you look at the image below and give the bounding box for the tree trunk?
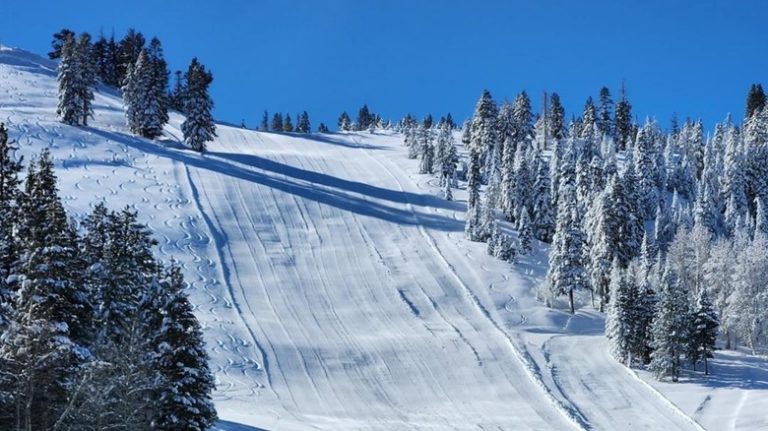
[704,356,709,375]
[569,288,575,314]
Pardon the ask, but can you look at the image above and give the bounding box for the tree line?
[52,28,217,152]
[408,84,768,382]
[0,125,216,429]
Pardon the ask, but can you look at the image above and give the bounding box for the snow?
[1,45,766,430]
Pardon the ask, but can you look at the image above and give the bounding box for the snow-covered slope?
[1,46,765,431]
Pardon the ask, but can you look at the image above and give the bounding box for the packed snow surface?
[1,46,766,430]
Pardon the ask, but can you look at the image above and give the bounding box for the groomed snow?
[1,46,765,430]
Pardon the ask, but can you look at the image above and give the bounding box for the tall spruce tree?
[745,83,767,119]
[547,179,589,313]
[649,266,690,382]
[57,33,95,126]
[181,58,216,152]
[614,85,633,150]
[598,86,614,138]
[123,48,168,139]
[2,151,90,429]
[550,92,566,141]
[470,90,498,180]
[689,288,718,374]
[146,264,217,430]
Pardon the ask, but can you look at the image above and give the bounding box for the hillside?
[0,46,765,431]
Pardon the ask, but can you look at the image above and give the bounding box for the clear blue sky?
[2,1,766,131]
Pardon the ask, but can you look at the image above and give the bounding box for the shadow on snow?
[86,127,463,232]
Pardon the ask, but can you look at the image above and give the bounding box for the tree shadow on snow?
[213,420,269,431]
[86,128,463,232]
[207,151,463,213]
[680,352,768,390]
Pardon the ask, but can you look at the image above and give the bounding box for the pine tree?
[0,124,22,333]
[297,111,311,133]
[418,125,434,174]
[550,92,566,141]
[614,85,633,151]
[283,113,294,132]
[48,28,76,59]
[580,97,598,142]
[531,157,555,242]
[94,32,120,87]
[146,264,217,430]
[123,48,167,139]
[317,122,329,133]
[689,288,718,374]
[181,58,216,152]
[598,86,614,137]
[547,181,588,313]
[606,261,634,364]
[634,120,660,219]
[518,209,533,255]
[272,112,284,132]
[436,122,457,188]
[470,90,498,179]
[338,112,351,131]
[57,33,95,126]
[2,151,90,429]
[465,148,483,241]
[745,83,767,119]
[117,29,145,85]
[649,267,690,382]
[258,110,269,131]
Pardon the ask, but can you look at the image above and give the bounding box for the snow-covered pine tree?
[587,180,618,311]
[317,122,329,133]
[181,58,216,152]
[649,266,690,382]
[496,102,514,154]
[510,143,531,225]
[634,120,660,219]
[123,49,167,139]
[614,86,633,151]
[436,122,457,188]
[688,288,718,374]
[465,147,483,241]
[418,124,435,174]
[531,155,555,242]
[580,97,598,143]
[0,126,22,388]
[549,92,566,141]
[48,28,76,59]
[146,264,217,430]
[1,151,90,429]
[606,261,634,364]
[517,208,533,255]
[117,29,145,85]
[470,90,498,180]
[619,163,645,264]
[597,86,614,138]
[57,32,95,126]
[547,179,589,313]
[338,112,351,131]
[478,142,502,242]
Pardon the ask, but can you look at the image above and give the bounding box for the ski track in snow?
[2,46,766,431]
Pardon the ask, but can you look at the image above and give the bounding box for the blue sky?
[1,1,766,131]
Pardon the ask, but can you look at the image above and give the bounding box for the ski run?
[0,46,766,430]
